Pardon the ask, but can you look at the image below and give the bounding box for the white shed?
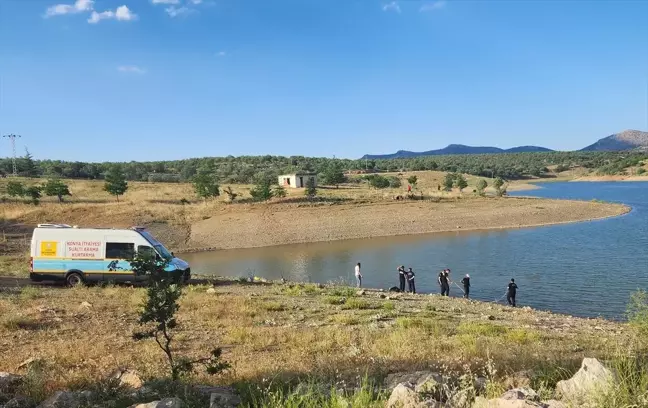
[278,173,318,188]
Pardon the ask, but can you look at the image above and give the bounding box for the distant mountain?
[580,130,648,152]
[361,144,553,160]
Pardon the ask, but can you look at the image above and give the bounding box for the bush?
[6,181,25,197]
[42,178,71,202]
[365,175,390,189]
[407,175,418,186]
[387,176,401,188]
[250,180,274,202]
[627,290,648,335]
[343,298,370,310]
[637,168,646,175]
[476,179,488,196]
[273,185,287,198]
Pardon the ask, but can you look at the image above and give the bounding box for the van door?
[103,236,135,282]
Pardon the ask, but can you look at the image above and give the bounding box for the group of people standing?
[355,262,519,307]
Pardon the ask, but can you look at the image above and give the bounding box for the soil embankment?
[186,197,629,251]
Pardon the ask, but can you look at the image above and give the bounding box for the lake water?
[182,182,648,319]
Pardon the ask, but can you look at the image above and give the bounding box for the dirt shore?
[185,197,630,251]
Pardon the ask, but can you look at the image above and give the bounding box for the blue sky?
[1,0,647,161]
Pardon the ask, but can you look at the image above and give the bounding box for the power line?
[2,134,21,177]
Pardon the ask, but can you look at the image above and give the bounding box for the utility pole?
[2,134,21,177]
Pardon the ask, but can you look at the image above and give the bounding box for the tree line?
[1,149,646,184]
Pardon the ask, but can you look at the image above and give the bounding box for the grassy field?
[0,280,644,407]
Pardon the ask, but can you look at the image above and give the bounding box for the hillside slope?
[581,130,648,152]
[362,144,552,160]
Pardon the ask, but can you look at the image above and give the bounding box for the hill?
[361,144,553,160]
[581,130,648,152]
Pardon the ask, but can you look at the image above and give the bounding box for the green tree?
[273,185,287,198]
[322,164,346,188]
[407,175,418,188]
[366,174,390,189]
[305,177,317,199]
[131,253,229,381]
[443,173,455,191]
[493,177,506,196]
[6,181,25,198]
[223,186,238,202]
[22,148,39,178]
[387,176,402,188]
[104,165,129,202]
[25,185,42,205]
[43,178,71,203]
[250,179,274,202]
[476,179,488,196]
[192,167,220,199]
[455,174,468,191]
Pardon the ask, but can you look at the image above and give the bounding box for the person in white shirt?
[355,262,362,288]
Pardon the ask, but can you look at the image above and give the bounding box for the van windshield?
[138,231,174,261]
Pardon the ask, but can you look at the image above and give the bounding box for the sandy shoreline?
[183,197,630,252]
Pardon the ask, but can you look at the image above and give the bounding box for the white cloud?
[45,0,94,17]
[151,0,179,3]
[165,5,193,17]
[216,51,226,57]
[117,66,147,74]
[382,1,401,13]
[188,0,203,4]
[88,5,137,23]
[420,1,446,12]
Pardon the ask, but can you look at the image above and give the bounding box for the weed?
[456,322,507,337]
[328,287,357,298]
[343,298,370,310]
[263,301,287,312]
[382,301,395,311]
[325,296,346,306]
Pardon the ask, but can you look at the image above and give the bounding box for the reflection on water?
[182,182,648,319]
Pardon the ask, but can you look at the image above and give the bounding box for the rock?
[36,391,92,408]
[474,377,487,392]
[386,383,427,408]
[488,315,496,321]
[379,294,387,299]
[112,369,143,390]
[130,399,182,408]
[555,358,614,403]
[203,386,241,408]
[388,287,401,293]
[356,290,366,296]
[4,396,34,408]
[130,402,160,408]
[206,288,217,294]
[384,371,444,392]
[473,396,546,408]
[79,302,92,309]
[501,388,539,401]
[0,373,22,392]
[542,400,567,408]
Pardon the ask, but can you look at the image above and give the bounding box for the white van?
[30,224,190,286]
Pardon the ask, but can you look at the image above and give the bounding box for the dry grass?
[0,281,636,395]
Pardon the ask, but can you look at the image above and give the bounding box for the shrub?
[382,301,395,311]
[637,168,646,175]
[24,186,42,205]
[455,174,468,191]
[6,181,25,197]
[365,175,390,189]
[305,178,317,199]
[250,180,274,202]
[407,175,418,187]
[273,185,287,198]
[387,176,401,188]
[443,173,455,191]
[627,289,648,335]
[325,296,346,305]
[131,253,229,380]
[193,166,220,199]
[476,179,488,196]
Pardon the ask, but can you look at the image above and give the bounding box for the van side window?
[106,242,134,259]
[138,245,156,259]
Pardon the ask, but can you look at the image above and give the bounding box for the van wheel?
[66,272,84,287]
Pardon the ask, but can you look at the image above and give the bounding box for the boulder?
[130,398,182,408]
[206,288,217,294]
[473,397,546,408]
[0,373,22,393]
[501,388,539,401]
[384,371,444,392]
[4,396,34,408]
[356,290,366,296]
[555,358,614,403]
[112,369,143,390]
[36,391,92,408]
[386,383,433,408]
[207,387,241,408]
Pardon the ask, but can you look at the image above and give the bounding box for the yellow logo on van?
[40,241,58,257]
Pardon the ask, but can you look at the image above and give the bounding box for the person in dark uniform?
[406,268,416,294]
[507,279,518,307]
[461,274,470,299]
[445,269,451,296]
[397,265,406,292]
[438,269,449,296]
